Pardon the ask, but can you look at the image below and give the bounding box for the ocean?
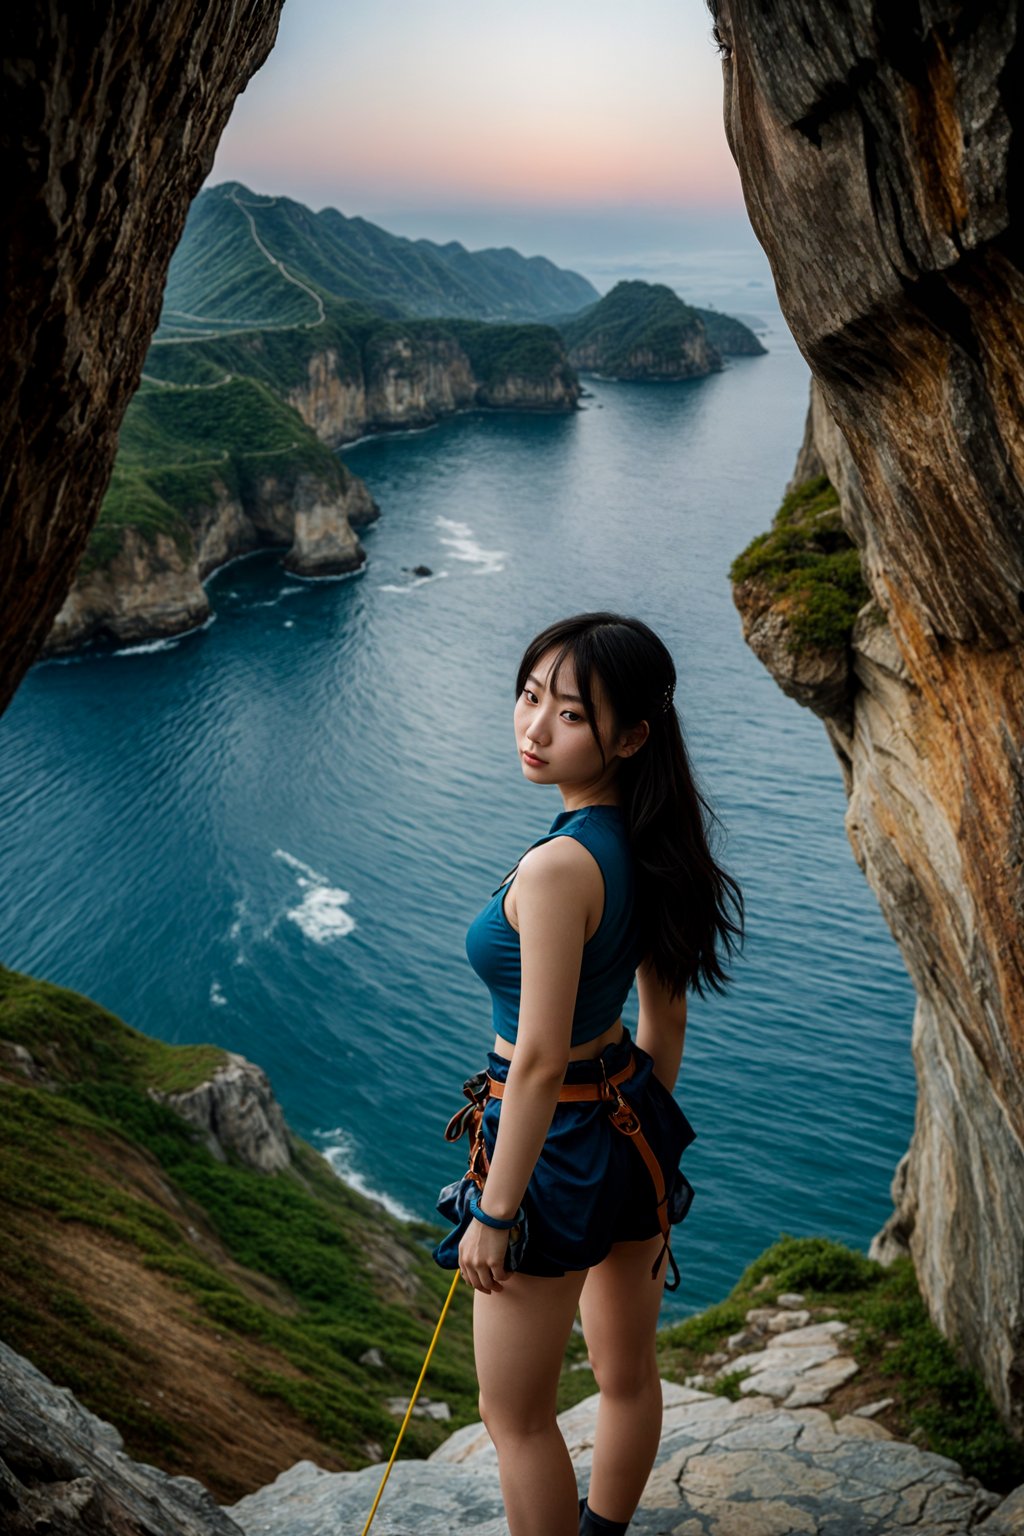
[0,296,917,1319]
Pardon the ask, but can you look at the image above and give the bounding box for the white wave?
[283,619,295,628]
[112,635,184,655]
[210,979,228,1007]
[229,897,250,965]
[342,422,439,450]
[315,1127,418,1221]
[379,570,450,594]
[273,849,327,883]
[111,616,215,656]
[286,564,367,586]
[228,899,246,941]
[272,848,356,943]
[435,515,505,574]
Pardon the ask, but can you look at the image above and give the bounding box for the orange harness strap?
[445,1056,675,1283]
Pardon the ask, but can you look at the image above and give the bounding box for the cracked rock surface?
[227,1382,1018,1535]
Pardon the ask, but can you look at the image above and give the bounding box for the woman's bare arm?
[458,838,595,1289]
[635,953,687,1092]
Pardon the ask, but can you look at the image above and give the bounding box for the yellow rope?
[360,1267,463,1536]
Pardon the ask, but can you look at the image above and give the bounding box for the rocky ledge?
[150,1052,292,1174]
[5,1319,1021,1536]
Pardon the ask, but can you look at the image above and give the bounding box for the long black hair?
[515,611,744,1001]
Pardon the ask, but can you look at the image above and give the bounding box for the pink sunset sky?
[208,0,765,293]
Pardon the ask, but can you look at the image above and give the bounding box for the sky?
[208,0,777,309]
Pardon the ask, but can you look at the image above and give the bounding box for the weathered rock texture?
[0,1338,243,1536]
[717,0,1024,1433]
[0,0,286,713]
[38,466,376,658]
[228,1380,1018,1535]
[151,1052,292,1173]
[287,335,580,447]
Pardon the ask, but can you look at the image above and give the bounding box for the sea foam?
[273,848,356,942]
[435,515,505,574]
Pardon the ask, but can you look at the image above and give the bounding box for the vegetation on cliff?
[729,474,871,652]
[145,298,578,398]
[160,182,599,333]
[559,280,721,379]
[694,305,767,356]
[445,318,576,389]
[655,1236,1024,1493]
[82,376,358,576]
[0,964,478,1503]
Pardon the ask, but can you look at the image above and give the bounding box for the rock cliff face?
[151,1053,292,1174]
[0,1,285,716]
[287,335,579,447]
[38,467,377,659]
[0,1339,243,1536]
[717,0,1024,1434]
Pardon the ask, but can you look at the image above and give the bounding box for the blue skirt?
[432,1028,696,1286]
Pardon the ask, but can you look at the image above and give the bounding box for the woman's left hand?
[459,1217,511,1293]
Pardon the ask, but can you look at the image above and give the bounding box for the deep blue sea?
[0,305,917,1320]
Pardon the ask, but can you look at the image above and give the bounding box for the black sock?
[579,1496,629,1535]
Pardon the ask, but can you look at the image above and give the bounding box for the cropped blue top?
[465,803,644,1046]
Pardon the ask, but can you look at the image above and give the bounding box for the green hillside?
[0,963,479,1502]
[554,282,765,369]
[83,374,357,575]
[694,306,767,356]
[558,280,719,378]
[159,183,599,334]
[144,299,571,397]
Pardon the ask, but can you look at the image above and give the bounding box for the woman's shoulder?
[516,831,604,902]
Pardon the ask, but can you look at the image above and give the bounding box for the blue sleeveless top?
[465,803,644,1046]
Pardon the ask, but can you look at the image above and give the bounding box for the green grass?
[81,375,351,575]
[656,1234,1024,1493]
[729,474,871,652]
[0,964,478,1472]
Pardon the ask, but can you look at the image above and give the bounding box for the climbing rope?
[360,1268,463,1535]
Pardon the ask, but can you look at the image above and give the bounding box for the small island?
[557,279,765,382]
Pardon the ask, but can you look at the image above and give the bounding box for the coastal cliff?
[38,315,575,658]
[286,324,579,447]
[39,458,377,660]
[718,0,1024,1436]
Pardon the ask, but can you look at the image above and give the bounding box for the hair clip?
[661,683,675,713]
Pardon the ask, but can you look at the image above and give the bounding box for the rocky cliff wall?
[287,335,579,446]
[0,0,286,715]
[150,1053,292,1174]
[38,467,377,659]
[717,0,1024,1434]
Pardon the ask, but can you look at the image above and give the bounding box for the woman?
[435,611,743,1536]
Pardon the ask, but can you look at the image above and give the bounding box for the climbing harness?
[359,1266,462,1536]
[445,1051,680,1286]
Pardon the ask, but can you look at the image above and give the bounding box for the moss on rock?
[730,474,870,653]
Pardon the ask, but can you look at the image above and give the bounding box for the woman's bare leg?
[577,1234,668,1524]
[474,1267,589,1536]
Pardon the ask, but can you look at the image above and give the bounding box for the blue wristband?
[468,1188,522,1231]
